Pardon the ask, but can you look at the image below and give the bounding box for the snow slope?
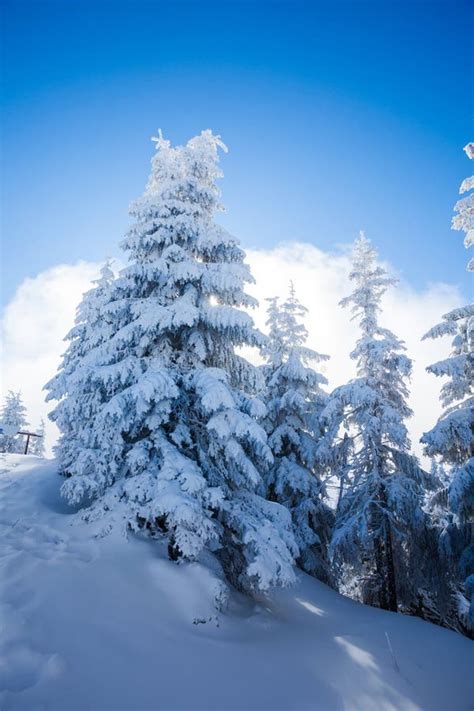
[0,455,472,711]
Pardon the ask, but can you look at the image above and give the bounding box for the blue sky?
[2,0,472,305]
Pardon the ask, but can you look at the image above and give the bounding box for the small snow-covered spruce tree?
[320,233,429,613]
[31,419,46,458]
[45,260,116,480]
[49,131,297,595]
[421,142,474,633]
[0,391,29,453]
[260,285,334,584]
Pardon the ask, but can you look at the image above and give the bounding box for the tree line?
[0,391,46,457]
[41,131,472,635]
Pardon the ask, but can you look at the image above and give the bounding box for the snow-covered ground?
[0,455,472,711]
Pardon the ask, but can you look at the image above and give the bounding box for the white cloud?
[0,243,462,460]
[1,261,102,453]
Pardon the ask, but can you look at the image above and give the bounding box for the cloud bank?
[246,243,462,461]
[1,261,101,452]
[1,243,462,459]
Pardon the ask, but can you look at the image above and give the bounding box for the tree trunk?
[380,483,398,612]
[371,485,398,612]
[373,530,389,610]
[383,518,398,612]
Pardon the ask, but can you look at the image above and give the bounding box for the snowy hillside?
[1,454,472,711]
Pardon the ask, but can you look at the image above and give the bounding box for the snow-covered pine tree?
[421,459,468,632]
[48,131,297,595]
[260,285,333,584]
[421,141,474,633]
[0,391,29,453]
[320,233,429,612]
[31,419,46,458]
[45,260,116,482]
[453,141,474,273]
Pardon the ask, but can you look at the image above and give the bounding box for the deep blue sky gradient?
[2,0,473,304]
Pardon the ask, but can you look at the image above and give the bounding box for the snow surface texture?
[0,455,472,711]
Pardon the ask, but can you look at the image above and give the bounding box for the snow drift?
[0,454,472,711]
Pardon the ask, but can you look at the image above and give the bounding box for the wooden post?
[17,431,42,455]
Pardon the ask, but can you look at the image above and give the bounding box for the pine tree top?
[340,232,398,340]
[453,141,474,272]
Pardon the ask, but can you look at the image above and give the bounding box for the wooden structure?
[16,431,43,455]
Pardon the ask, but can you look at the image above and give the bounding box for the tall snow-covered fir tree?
[47,131,297,595]
[260,285,333,584]
[45,260,116,479]
[319,233,430,613]
[0,391,29,453]
[421,141,474,633]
